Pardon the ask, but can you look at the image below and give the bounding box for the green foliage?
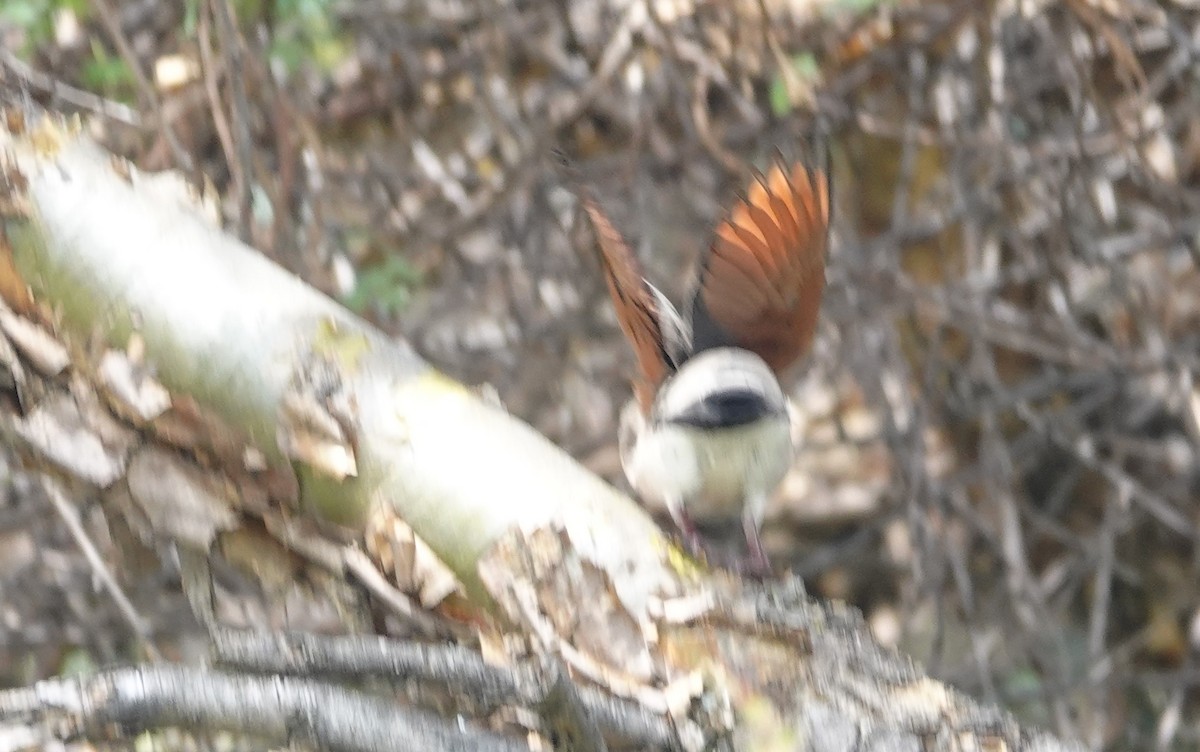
[2,0,135,102]
[56,646,97,679]
[342,255,423,317]
[4,0,350,90]
[270,0,349,73]
[184,0,351,75]
[80,39,136,101]
[0,0,88,55]
[182,0,200,37]
[769,54,820,117]
[0,2,48,43]
[826,0,894,12]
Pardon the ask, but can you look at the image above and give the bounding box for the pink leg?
[670,504,708,560]
[743,514,771,578]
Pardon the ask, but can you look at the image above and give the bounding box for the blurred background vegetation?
[2,0,1199,749]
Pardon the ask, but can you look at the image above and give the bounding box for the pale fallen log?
[0,112,1084,751]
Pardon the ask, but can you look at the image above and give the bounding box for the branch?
[209,627,676,748]
[0,664,524,752]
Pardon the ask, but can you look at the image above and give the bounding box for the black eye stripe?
[663,389,777,429]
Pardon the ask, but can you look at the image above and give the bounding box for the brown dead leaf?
[365,504,462,609]
[0,235,34,315]
[278,355,359,480]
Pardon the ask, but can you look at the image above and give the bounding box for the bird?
[570,153,830,575]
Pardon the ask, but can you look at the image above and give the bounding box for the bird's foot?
[670,506,773,578]
[742,517,772,579]
[670,507,718,567]
[676,513,709,561]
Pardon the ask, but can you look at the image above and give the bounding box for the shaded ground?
[2,1,1200,749]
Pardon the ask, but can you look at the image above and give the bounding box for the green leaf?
[0,2,42,29]
[182,0,200,37]
[769,53,821,116]
[827,0,894,12]
[342,255,423,316]
[769,76,791,118]
[81,39,136,100]
[57,647,96,678]
[1,0,54,54]
[266,0,351,74]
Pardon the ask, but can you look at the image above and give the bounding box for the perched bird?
[573,154,830,574]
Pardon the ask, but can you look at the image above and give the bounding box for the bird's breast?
[620,413,793,521]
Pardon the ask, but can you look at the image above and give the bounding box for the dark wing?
[689,158,829,375]
[579,195,687,413]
